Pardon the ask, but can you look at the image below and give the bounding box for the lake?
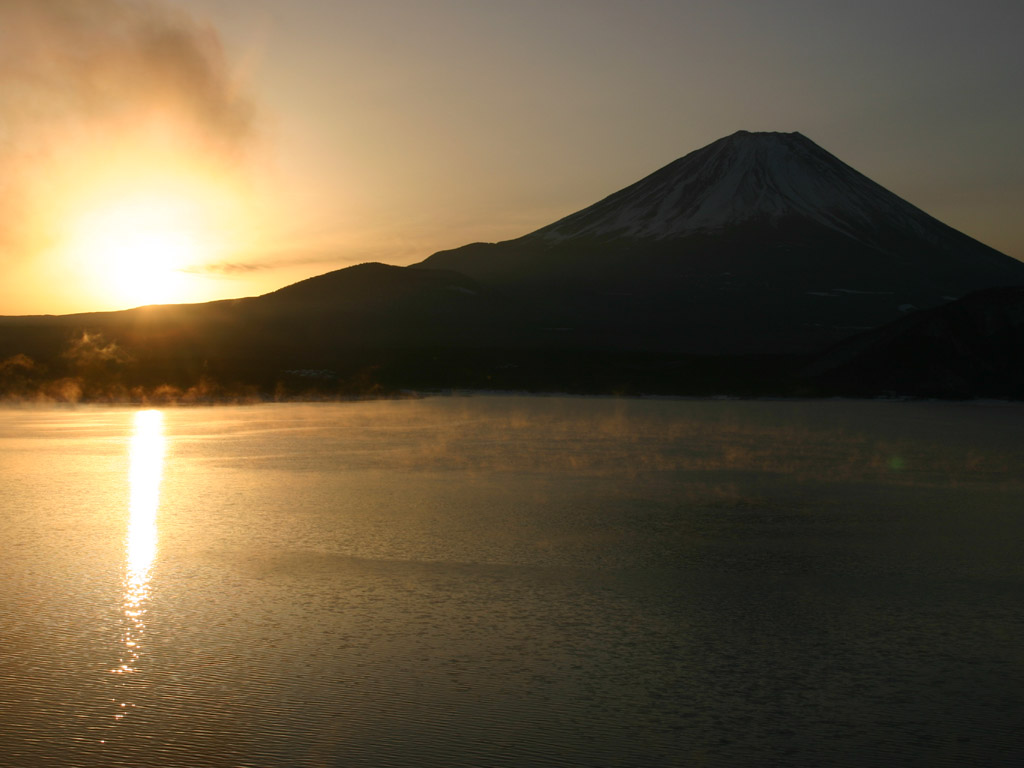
[1,396,1022,767]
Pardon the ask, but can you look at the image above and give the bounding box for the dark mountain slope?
[246,262,531,345]
[0,263,542,398]
[416,131,1024,354]
[803,286,1024,398]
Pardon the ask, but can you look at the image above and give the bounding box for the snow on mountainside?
[527,131,958,247]
[415,129,1024,355]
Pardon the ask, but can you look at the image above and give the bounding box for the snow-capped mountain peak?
[415,130,1024,355]
[526,131,936,244]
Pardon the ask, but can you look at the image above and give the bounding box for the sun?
[67,194,202,308]
[31,122,272,313]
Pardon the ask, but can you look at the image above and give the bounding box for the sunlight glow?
[32,121,266,312]
[68,196,201,308]
[116,410,166,683]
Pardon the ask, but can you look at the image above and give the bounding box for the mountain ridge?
[416,131,1024,354]
[2,130,1022,399]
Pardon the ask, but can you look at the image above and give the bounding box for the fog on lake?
[1,396,1022,767]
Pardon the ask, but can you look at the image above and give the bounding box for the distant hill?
[0,263,543,400]
[803,286,1024,399]
[2,132,1022,401]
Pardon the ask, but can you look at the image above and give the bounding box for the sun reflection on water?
[113,410,165,701]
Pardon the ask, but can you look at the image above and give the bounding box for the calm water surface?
[1,396,1022,767]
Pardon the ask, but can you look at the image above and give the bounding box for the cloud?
[0,0,255,252]
[0,0,252,145]
[180,250,353,275]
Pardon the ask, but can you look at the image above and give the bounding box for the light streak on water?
[113,410,165,717]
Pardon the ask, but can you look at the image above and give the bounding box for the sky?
[1,0,1022,315]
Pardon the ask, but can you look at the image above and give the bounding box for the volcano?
[3,131,1023,400]
[416,131,1024,354]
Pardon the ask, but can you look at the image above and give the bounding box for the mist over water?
[1,397,1022,767]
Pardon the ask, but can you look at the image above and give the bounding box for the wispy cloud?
[180,251,352,275]
[0,0,252,146]
[0,0,255,253]
[177,230,430,276]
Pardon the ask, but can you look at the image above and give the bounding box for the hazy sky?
[2,0,1022,314]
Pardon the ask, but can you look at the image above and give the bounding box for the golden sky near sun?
[0,0,302,313]
[1,0,1023,315]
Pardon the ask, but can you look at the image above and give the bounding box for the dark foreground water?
[1,396,1022,767]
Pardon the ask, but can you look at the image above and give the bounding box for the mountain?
[245,262,522,345]
[0,262,549,399]
[3,131,1023,401]
[416,131,1024,354]
[803,286,1024,398]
